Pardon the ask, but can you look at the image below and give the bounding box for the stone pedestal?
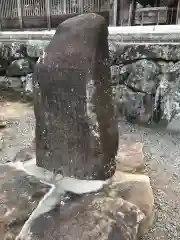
[33,13,118,180]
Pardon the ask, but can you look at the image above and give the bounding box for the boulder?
[112,172,154,237]
[154,66,180,122]
[6,58,35,77]
[29,185,145,240]
[26,41,50,59]
[21,73,33,93]
[113,44,180,64]
[0,43,27,63]
[125,60,160,94]
[0,163,154,240]
[33,13,118,180]
[116,142,145,173]
[113,85,153,125]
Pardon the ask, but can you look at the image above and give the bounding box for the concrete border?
[0,25,180,43]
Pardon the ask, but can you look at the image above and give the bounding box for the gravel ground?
[118,121,180,240]
[0,91,180,239]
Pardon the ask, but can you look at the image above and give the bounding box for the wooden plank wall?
[135,7,168,25]
[0,0,110,31]
[0,11,109,31]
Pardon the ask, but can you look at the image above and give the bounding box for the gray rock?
[1,164,147,240]
[21,73,33,93]
[108,39,120,65]
[0,76,10,88]
[113,85,153,125]
[125,59,160,94]
[117,64,130,85]
[30,184,145,240]
[0,43,27,61]
[27,41,50,58]
[6,58,35,77]
[0,164,50,239]
[114,44,180,64]
[6,77,22,89]
[111,65,120,85]
[157,60,174,74]
[154,61,180,122]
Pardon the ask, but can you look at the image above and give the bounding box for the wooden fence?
[134,6,180,25]
[116,0,180,26]
[0,0,110,30]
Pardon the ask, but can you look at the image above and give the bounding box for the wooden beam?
[45,0,51,30]
[116,0,120,25]
[176,0,180,24]
[112,0,118,26]
[128,0,136,26]
[136,6,168,12]
[79,0,84,14]
[17,0,23,29]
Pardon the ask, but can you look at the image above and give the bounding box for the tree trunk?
[33,13,118,180]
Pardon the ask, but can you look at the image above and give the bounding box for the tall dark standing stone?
[33,13,118,180]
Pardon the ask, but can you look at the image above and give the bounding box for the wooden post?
[78,0,84,14]
[119,0,133,26]
[176,0,180,24]
[46,0,51,30]
[116,0,120,26]
[63,0,67,14]
[112,0,117,26]
[98,0,101,12]
[17,0,23,29]
[0,15,2,31]
[128,0,136,26]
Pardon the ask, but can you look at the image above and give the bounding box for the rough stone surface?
[21,73,33,94]
[0,43,27,64]
[112,85,153,125]
[6,58,35,78]
[26,41,50,58]
[116,142,145,173]
[33,13,118,180]
[1,33,180,126]
[112,44,180,64]
[124,60,160,94]
[0,163,153,240]
[111,44,180,125]
[29,181,146,240]
[107,39,180,126]
[112,172,154,237]
[0,164,49,239]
